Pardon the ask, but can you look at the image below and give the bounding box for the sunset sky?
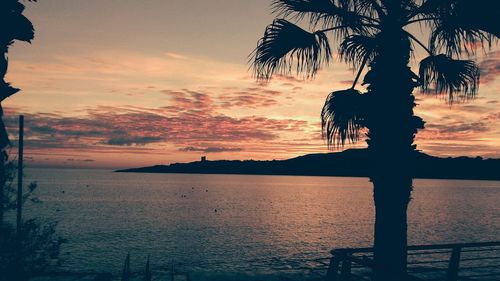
[4,0,500,169]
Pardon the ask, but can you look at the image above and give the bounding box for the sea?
[16,168,500,280]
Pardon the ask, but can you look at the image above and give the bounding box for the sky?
[4,0,500,169]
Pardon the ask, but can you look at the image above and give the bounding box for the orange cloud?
[3,47,498,168]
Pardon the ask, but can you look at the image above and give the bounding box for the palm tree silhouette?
[251,1,499,280]
[0,0,35,222]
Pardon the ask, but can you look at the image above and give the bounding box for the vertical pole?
[16,115,24,237]
[446,247,461,281]
[339,254,352,281]
[16,115,24,280]
[326,251,342,281]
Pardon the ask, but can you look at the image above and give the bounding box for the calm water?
[19,168,500,279]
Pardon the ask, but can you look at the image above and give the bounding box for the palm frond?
[321,88,367,147]
[272,0,335,20]
[430,21,492,57]
[412,0,497,55]
[1,55,7,78]
[353,0,385,18]
[0,82,21,102]
[414,0,500,38]
[412,0,442,15]
[419,54,480,102]
[0,1,35,43]
[339,34,377,67]
[11,15,35,43]
[403,0,419,10]
[0,1,25,13]
[272,0,375,36]
[251,19,332,80]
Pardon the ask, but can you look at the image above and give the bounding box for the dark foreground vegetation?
[118,149,500,181]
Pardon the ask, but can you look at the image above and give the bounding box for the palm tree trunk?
[366,27,421,281]
[371,168,413,281]
[369,99,416,281]
[369,100,416,281]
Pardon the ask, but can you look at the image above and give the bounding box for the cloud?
[415,101,500,156]
[418,142,500,159]
[3,106,311,152]
[217,90,281,109]
[162,89,213,111]
[273,74,306,83]
[66,158,96,162]
[161,87,286,110]
[478,51,500,84]
[5,48,499,166]
[339,80,354,86]
[180,146,244,153]
[107,136,164,146]
[424,121,490,135]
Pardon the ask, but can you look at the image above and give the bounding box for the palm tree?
[0,0,35,223]
[250,1,499,280]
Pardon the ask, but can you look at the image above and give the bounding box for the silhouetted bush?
[0,160,65,280]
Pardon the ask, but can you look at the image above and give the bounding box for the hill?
[116,149,500,181]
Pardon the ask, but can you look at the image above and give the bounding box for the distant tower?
[201,156,207,162]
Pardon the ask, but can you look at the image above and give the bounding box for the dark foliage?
[251,19,331,80]
[321,89,367,147]
[251,0,499,146]
[0,219,64,280]
[0,159,64,279]
[419,54,480,101]
[251,1,499,280]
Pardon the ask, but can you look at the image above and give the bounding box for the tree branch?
[405,17,440,26]
[367,0,386,19]
[318,23,380,33]
[405,31,433,55]
[352,56,369,89]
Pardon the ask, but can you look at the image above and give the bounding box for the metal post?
[326,251,343,281]
[16,115,24,237]
[446,246,461,281]
[15,115,24,281]
[339,254,352,281]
